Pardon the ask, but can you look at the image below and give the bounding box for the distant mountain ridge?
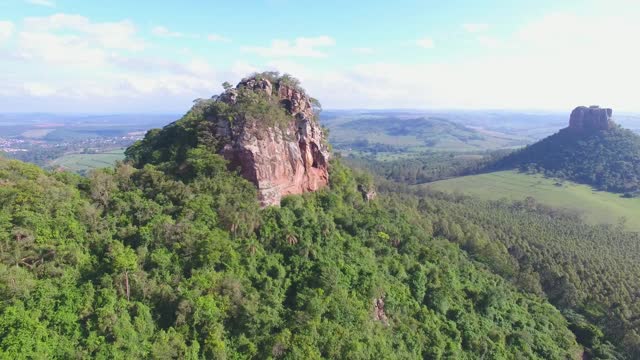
[496,106,640,194]
[323,113,529,154]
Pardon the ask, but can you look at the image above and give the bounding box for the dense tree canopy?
[378,180,638,358]
[344,150,509,185]
[4,76,635,358]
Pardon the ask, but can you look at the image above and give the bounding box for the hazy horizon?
[2,108,640,116]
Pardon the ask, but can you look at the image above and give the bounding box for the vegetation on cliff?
[126,72,318,170]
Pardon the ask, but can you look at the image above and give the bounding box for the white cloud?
[233,11,640,111]
[23,82,56,96]
[25,0,55,7]
[152,25,183,38]
[477,35,502,49]
[298,12,637,111]
[207,33,231,43]
[12,14,146,68]
[0,61,222,111]
[242,36,335,58]
[352,47,374,55]
[116,73,217,96]
[18,31,108,66]
[463,23,489,33]
[4,11,640,112]
[23,13,144,51]
[0,13,225,110]
[416,37,434,49]
[152,27,229,42]
[110,55,214,78]
[0,21,14,43]
[230,60,259,78]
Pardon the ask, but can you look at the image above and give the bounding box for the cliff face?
[214,76,330,206]
[569,106,614,131]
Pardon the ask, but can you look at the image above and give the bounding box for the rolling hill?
[495,106,640,194]
[322,112,530,157]
[0,74,586,358]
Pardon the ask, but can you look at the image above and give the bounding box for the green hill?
[386,183,638,358]
[323,113,527,158]
[8,77,640,358]
[0,156,583,359]
[495,125,640,194]
[0,75,586,359]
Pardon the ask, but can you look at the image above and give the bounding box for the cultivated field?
[426,170,640,231]
[49,149,125,173]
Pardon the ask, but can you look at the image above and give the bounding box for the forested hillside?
[495,126,640,194]
[0,155,583,358]
[378,180,639,358]
[344,151,508,184]
[4,77,637,359]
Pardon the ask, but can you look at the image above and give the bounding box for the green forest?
[344,151,508,185]
[1,76,639,359]
[379,180,640,358]
[0,154,586,359]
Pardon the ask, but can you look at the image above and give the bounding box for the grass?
[425,170,640,231]
[49,149,125,173]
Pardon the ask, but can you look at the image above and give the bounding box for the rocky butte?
[214,75,330,207]
[568,105,614,131]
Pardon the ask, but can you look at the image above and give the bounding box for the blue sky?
[1,0,639,112]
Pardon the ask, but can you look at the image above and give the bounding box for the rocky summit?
[215,75,330,206]
[569,105,614,131]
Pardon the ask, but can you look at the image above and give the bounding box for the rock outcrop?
[372,297,388,325]
[214,75,330,207]
[358,184,377,202]
[569,106,614,131]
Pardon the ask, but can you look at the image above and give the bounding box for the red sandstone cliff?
[569,105,614,131]
[213,75,330,207]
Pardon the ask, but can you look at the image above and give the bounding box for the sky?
[1,0,639,113]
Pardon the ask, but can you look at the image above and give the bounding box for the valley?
[0,113,175,170]
[322,110,559,158]
[48,149,126,173]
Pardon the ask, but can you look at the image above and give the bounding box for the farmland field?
[21,128,56,139]
[425,170,640,231]
[49,149,125,173]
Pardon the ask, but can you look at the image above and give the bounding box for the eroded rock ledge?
[214,75,330,207]
[569,105,614,131]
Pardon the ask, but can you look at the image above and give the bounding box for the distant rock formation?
[569,106,614,131]
[215,75,330,207]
